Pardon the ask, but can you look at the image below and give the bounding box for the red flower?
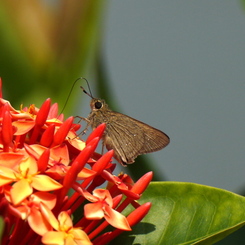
[6,191,56,236]
[83,189,131,230]
[41,209,92,245]
[0,155,62,205]
[0,78,152,245]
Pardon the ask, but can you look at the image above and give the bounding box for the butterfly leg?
[75,116,90,135]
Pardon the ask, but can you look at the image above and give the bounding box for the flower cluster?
[0,79,152,245]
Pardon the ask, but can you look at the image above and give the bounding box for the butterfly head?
[90,98,108,112]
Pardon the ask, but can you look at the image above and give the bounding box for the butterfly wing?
[103,112,169,165]
[104,113,145,165]
[139,122,170,154]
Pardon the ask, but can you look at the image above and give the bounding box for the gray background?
[87,1,245,192]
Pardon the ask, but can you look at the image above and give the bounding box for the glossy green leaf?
[112,182,245,245]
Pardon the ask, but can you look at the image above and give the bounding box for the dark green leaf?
[112,182,245,245]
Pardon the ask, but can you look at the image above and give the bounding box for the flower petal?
[58,211,73,229]
[104,206,131,231]
[93,189,113,207]
[11,179,33,205]
[71,229,92,245]
[32,175,62,191]
[28,206,52,236]
[0,166,16,186]
[84,203,104,219]
[67,136,86,151]
[32,192,57,210]
[42,231,65,245]
[12,120,35,135]
[50,144,69,166]
[40,203,59,230]
[0,152,24,168]
[45,165,68,180]
[19,156,38,175]
[77,168,96,180]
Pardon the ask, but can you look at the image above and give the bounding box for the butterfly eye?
[95,101,102,109]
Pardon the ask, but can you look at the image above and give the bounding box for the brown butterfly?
[80,83,170,166]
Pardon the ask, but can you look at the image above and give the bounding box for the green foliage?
[0,217,3,242]
[114,182,245,245]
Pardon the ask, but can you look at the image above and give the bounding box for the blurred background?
[1,1,245,241]
[1,0,245,243]
[102,1,245,193]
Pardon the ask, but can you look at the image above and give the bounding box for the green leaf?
[0,217,4,242]
[112,182,245,245]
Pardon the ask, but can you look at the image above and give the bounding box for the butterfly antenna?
[80,77,94,99]
[60,77,89,115]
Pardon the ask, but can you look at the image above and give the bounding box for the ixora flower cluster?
[0,79,152,245]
